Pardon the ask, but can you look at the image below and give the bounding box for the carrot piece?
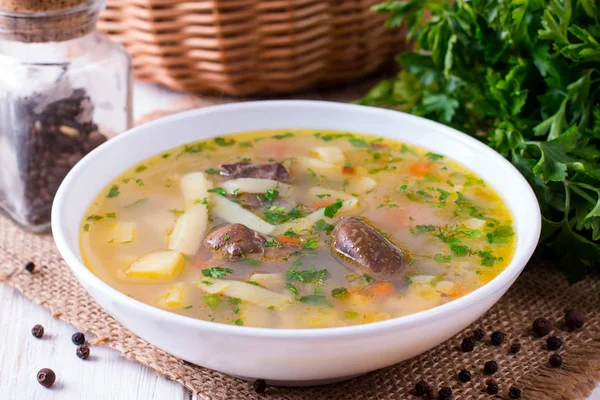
[363,282,395,298]
[409,161,431,177]
[449,285,470,299]
[313,200,335,210]
[278,235,300,245]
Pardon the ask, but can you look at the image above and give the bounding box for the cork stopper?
[0,0,87,13]
[0,0,102,42]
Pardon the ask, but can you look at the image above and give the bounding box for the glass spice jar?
[0,0,132,232]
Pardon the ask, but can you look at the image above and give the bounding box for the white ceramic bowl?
[52,101,541,385]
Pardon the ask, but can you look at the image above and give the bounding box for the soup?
[80,130,515,329]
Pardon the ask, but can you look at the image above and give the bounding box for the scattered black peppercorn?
[76,344,90,360]
[565,309,585,330]
[415,381,430,397]
[461,336,476,352]
[546,336,562,351]
[473,328,485,341]
[458,369,471,383]
[25,261,35,273]
[549,354,563,368]
[510,343,521,354]
[532,317,552,337]
[490,331,505,346]
[31,324,44,339]
[484,360,498,375]
[72,332,85,345]
[253,379,267,394]
[509,386,522,398]
[486,381,499,394]
[37,368,56,388]
[438,386,452,399]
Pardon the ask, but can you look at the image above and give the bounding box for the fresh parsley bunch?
[360,0,600,280]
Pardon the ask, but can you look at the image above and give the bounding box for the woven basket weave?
[98,0,401,95]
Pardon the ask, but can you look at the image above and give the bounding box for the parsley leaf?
[107,185,120,198]
[207,187,227,197]
[265,188,279,202]
[299,295,333,308]
[314,219,334,233]
[201,267,234,278]
[323,199,344,218]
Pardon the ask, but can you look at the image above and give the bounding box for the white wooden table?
[2,82,599,400]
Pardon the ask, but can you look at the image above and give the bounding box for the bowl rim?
[52,100,541,339]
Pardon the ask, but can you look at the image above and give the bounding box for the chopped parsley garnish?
[263,207,303,225]
[207,187,227,197]
[194,197,208,205]
[283,228,299,237]
[214,137,235,146]
[201,280,213,286]
[229,297,242,313]
[267,305,275,310]
[286,282,299,295]
[304,238,319,249]
[475,250,502,266]
[455,192,486,219]
[183,305,193,309]
[430,274,447,286]
[86,214,104,221]
[264,188,279,202]
[426,152,444,161]
[323,199,344,218]
[135,179,144,187]
[299,295,333,308]
[331,287,349,299]
[286,268,331,285]
[307,168,317,179]
[244,259,263,267]
[378,201,399,209]
[105,212,117,219]
[264,237,282,247]
[135,165,148,173]
[314,219,334,233]
[234,318,244,326]
[397,184,408,192]
[434,254,451,263]
[161,153,170,159]
[83,224,90,232]
[169,209,185,214]
[107,185,120,198]
[202,294,222,310]
[272,132,295,139]
[201,267,234,278]
[486,224,515,244]
[246,281,260,286]
[368,165,397,174]
[363,274,374,283]
[238,141,253,148]
[205,168,221,175]
[348,138,369,148]
[316,193,331,199]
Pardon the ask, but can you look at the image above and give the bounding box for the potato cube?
[126,250,185,281]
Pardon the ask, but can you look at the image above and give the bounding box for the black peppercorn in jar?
[0,0,132,231]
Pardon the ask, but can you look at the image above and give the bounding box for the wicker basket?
[98,0,402,95]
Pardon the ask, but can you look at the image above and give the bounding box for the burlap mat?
[2,81,600,399]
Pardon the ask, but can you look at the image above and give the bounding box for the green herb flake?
[183,305,193,310]
[238,141,253,148]
[286,282,299,295]
[323,199,344,218]
[286,268,331,285]
[244,259,263,267]
[265,188,279,202]
[314,219,334,233]
[107,185,120,198]
[272,132,295,140]
[487,224,515,244]
[207,187,227,197]
[105,212,117,219]
[83,223,90,232]
[264,237,283,248]
[201,280,213,286]
[430,274,447,286]
[234,318,244,326]
[246,281,260,286]
[135,179,145,187]
[304,239,319,249]
[362,274,374,283]
[268,305,275,310]
[299,295,333,308]
[331,287,349,299]
[316,193,331,199]
[169,209,185,214]
[201,267,234,278]
[214,137,235,146]
[378,201,399,209]
[135,165,148,173]
[205,168,221,175]
[434,254,451,263]
[86,214,104,221]
[348,138,369,148]
[202,294,222,310]
[426,152,444,161]
[161,153,170,159]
